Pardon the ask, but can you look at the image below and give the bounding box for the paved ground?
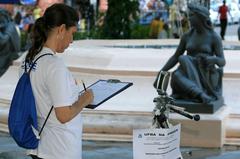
[1,132,240,159]
[0,24,239,159]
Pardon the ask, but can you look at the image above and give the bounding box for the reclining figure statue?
[154,4,226,113]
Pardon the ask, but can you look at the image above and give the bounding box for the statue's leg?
[178,55,202,88]
[171,55,211,103]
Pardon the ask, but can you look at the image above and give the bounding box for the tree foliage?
[101,0,139,39]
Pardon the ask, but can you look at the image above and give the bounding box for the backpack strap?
[25,53,54,137]
[28,53,53,73]
[24,61,28,73]
[39,105,54,136]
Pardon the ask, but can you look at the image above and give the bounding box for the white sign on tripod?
[133,124,182,159]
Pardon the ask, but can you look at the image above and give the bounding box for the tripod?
[152,92,200,128]
[152,71,200,129]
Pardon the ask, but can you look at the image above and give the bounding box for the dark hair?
[26,3,79,62]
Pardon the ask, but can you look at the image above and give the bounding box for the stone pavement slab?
[1,132,240,159]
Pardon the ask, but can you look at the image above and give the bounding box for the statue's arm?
[153,34,186,88]
[0,30,10,46]
[162,35,186,71]
[211,33,226,67]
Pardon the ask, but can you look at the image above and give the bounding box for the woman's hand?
[79,89,94,107]
[55,89,94,124]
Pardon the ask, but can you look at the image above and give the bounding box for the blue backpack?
[8,53,53,149]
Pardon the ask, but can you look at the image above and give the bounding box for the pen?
[81,80,87,91]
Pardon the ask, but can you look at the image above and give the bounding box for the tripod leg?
[157,114,169,128]
[160,120,169,128]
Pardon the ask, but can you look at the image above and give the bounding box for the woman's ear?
[58,24,66,34]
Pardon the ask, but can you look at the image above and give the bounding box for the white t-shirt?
[22,47,83,159]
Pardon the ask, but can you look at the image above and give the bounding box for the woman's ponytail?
[26,17,48,62]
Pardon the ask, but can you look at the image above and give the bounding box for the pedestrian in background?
[23,3,93,159]
[218,0,232,40]
[149,15,164,39]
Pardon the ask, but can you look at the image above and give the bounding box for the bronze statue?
[154,4,226,105]
[0,9,20,76]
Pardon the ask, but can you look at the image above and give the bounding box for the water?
[106,44,240,50]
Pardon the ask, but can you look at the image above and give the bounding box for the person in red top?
[218,0,231,40]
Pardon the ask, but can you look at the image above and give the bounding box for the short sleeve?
[46,60,75,107]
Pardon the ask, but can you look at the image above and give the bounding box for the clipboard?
[81,79,133,109]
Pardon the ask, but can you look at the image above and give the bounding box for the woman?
[22,4,94,159]
[154,4,226,103]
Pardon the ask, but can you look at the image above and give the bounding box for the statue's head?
[188,4,212,29]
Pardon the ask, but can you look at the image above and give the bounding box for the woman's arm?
[55,89,93,124]
[46,61,94,124]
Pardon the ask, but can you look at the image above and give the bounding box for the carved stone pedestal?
[173,97,224,114]
[170,106,230,148]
